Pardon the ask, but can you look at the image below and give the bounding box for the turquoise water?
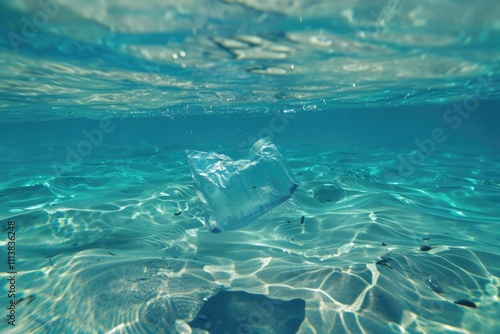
[1,0,500,333]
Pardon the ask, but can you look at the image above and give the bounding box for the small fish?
[300,216,305,224]
[376,252,393,269]
[454,299,477,308]
[376,259,393,269]
[174,211,182,216]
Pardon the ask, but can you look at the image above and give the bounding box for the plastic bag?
[186,138,298,232]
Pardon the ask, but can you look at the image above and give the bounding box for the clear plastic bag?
[186,138,298,232]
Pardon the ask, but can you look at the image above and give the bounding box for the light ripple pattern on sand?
[1,144,500,333]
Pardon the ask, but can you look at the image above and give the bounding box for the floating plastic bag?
[186,138,298,232]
